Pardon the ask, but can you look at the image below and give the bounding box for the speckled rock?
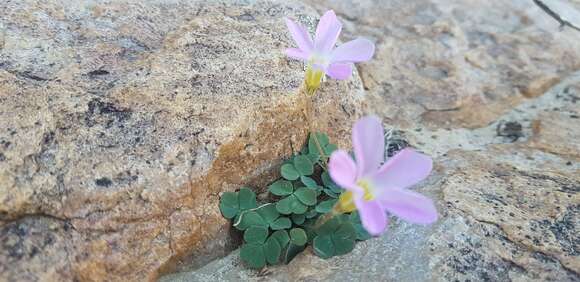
[0,1,366,281]
[305,0,580,129]
[161,52,580,282]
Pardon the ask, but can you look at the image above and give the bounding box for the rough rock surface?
[163,0,580,281]
[0,1,366,281]
[307,0,580,130]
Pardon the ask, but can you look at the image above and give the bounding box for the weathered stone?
[162,24,580,281]
[0,1,366,281]
[163,145,579,282]
[305,0,580,129]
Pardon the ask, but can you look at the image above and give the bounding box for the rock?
[305,0,580,129]
[163,143,580,282]
[0,0,366,281]
[161,18,580,281]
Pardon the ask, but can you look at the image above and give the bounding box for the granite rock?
[0,1,366,281]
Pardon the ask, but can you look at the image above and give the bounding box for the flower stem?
[301,85,328,170]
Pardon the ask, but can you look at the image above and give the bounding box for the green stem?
[301,85,328,170]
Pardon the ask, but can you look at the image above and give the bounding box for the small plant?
[219,132,371,268]
[219,10,438,270]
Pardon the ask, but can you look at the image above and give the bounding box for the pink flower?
[328,116,438,236]
[285,10,375,92]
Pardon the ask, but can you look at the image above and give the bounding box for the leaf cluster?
[219,132,371,269]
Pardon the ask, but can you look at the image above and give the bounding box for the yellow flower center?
[305,65,324,95]
[336,180,374,213]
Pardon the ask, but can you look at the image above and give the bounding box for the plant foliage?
[219,132,371,269]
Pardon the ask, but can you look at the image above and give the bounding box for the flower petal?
[352,116,384,179]
[326,63,352,80]
[285,18,313,54]
[355,199,387,236]
[377,187,438,224]
[286,48,309,60]
[372,148,433,189]
[314,10,342,53]
[329,150,358,191]
[331,38,375,63]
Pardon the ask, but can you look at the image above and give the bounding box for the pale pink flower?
[285,10,375,92]
[329,116,438,236]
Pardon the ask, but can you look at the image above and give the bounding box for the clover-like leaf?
[238,187,258,210]
[289,228,308,246]
[271,217,292,230]
[271,230,290,248]
[268,180,294,196]
[316,199,337,213]
[219,192,239,219]
[294,187,317,206]
[293,155,314,176]
[300,176,317,188]
[264,237,282,265]
[240,243,266,269]
[244,226,269,244]
[281,164,300,180]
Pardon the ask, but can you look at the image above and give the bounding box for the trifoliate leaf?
[244,226,269,244]
[268,180,294,196]
[281,164,300,180]
[289,228,308,246]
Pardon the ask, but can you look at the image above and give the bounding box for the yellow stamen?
[336,180,374,213]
